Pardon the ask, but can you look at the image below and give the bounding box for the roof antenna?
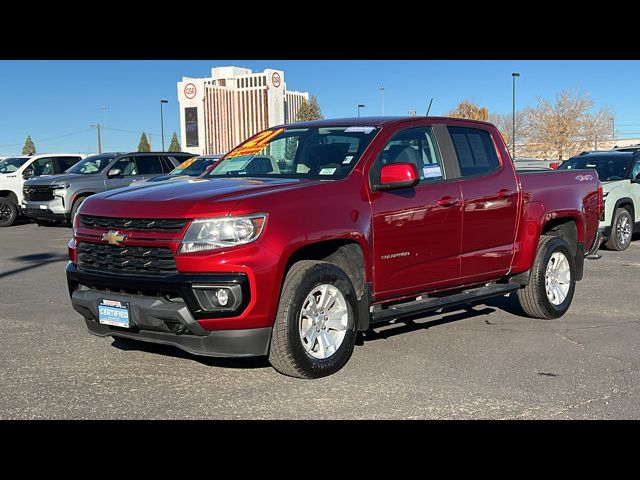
[425,97,434,116]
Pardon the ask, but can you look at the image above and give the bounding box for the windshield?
[66,154,115,174]
[0,157,29,173]
[171,157,219,176]
[558,155,632,181]
[206,126,380,179]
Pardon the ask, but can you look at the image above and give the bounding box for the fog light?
[216,288,229,306]
[192,284,242,312]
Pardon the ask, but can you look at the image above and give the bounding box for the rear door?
[447,125,519,281]
[370,125,463,297]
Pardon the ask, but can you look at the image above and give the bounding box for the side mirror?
[633,173,640,183]
[107,168,122,177]
[375,163,420,191]
[22,167,35,179]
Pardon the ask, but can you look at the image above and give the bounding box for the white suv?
[0,153,85,226]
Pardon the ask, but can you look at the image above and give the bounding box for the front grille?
[23,185,54,201]
[79,215,188,232]
[77,242,177,275]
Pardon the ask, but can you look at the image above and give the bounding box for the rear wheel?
[0,198,18,227]
[605,208,633,251]
[517,235,576,319]
[268,260,357,379]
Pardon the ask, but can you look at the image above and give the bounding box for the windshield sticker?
[423,165,442,178]
[319,167,337,175]
[342,155,354,164]
[175,157,197,170]
[344,126,375,134]
[225,128,285,158]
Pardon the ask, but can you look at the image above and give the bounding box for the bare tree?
[524,90,612,160]
[448,100,489,121]
[489,111,528,152]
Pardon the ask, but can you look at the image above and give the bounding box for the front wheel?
[0,198,18,227]
[517,235,576,319]
[268,260,358,379]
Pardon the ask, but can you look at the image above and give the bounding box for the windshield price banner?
[226,128,285,158]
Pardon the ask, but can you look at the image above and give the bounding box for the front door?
[370,126,463,298]
[106,156,145,189]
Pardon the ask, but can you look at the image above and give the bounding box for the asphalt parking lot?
[1,221,639,419]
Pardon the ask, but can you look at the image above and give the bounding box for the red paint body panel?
[68,117,601,332]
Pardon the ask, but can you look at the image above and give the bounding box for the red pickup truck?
[66,117,602,378]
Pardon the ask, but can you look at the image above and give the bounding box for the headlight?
[52,183,70,196]
[179,214,267,253]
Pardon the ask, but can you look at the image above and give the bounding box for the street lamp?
[160,99,168,152]
[512,72,520,160]
[101,106,107,150]
[89,123,101,154]
[357,104,365,117]
[379,87,385,115]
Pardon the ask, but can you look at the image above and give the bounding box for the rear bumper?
[71,287,270,357]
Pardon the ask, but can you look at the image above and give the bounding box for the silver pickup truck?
[22,151,192,224]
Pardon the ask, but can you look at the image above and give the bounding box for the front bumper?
[22,198,69,220]
[67,263,270,357]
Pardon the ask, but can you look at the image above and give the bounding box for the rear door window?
[135,155,164,175]
[54,156,82,173]
[448,126,501,177]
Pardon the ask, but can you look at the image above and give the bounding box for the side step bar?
[370,283,520,324]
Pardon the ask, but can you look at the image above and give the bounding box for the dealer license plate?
[98,300,130,328]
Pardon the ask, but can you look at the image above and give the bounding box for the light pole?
[511,72,520,160]
[160,99,168,151]
[610,117,615,142]
[101,106,107,150]
[89,124,102,154]
[379,87,385,115]
[357,104,365,117]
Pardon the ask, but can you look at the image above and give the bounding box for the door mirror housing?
[22,167,35,179]
[107,168,122,177]
[375,163,420,191]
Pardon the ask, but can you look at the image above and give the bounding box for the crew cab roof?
[275,116,497,129]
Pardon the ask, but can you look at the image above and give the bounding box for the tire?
[70,196,87,225]
[268,260,358,379]
[0,197,18,227]
[517,235,576,319]
[604,208,633,251]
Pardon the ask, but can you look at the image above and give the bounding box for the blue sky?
[1,60,640,155]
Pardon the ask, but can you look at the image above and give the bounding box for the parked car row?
[0,151,221,227]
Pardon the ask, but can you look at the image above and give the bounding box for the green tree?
[137,132,151,152]
[296,95,323,121]
[448,100,489,121]
[22,135,36,155]
[168,132,181,152]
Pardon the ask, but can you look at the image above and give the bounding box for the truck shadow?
[0,252,69,279]
[110,337,271,369]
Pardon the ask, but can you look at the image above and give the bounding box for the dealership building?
[177,66,309,155]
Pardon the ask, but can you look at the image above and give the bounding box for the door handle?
[437,196,459,207]
[496,189,513,198]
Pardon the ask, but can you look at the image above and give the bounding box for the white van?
[0,153,86,226]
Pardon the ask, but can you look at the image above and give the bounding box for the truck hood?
[601,180,628,193]
[81,177,326,218]
[24,173,100,186]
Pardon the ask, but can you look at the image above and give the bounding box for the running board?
[370,283,520,324]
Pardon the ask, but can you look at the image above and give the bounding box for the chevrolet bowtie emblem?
[102,230,127,246]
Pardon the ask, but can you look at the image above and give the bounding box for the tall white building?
[177,66,309,155]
